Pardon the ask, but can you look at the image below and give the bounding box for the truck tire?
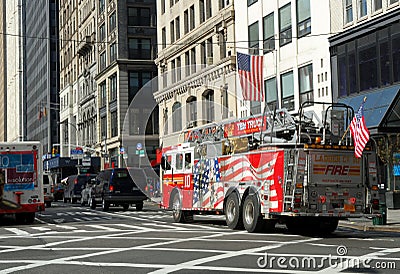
[242,194,264,233]
[135,203,143,211]
[15,212,35,224]
[25,213,35,224]
[319,218,339,234]
[102,198,109,211]
[225,193,244,230]
[89,197,96,209]
[171,192,184,222]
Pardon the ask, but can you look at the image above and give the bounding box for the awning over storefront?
[338,84,400,134]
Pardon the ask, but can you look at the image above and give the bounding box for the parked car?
[43,174,54,207]
[89,168,147,211]
[62,174,97,203]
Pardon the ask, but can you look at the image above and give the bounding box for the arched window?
[172,102,182,132]
[202,89,214,123]
[186,96,197,128]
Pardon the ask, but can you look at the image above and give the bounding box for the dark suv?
[89,168,147,211]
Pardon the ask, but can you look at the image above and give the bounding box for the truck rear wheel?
[243,194,264,233]
[225,193,243,230]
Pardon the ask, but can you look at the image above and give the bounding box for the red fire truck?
[160,102,383,233]
[0,142,44,224]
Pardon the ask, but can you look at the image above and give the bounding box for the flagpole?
[339,96,367,145]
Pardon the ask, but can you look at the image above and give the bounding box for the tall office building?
[2,0,26,143]
[58,0,159,169]
[154,0,236,147]
[25,0,59,154]
[0,0,5,141]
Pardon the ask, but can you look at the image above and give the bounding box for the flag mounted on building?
[237,52,264,101]
[349,98,370,158]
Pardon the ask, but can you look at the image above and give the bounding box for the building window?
[263,13,275,53]
[163,108,168,134]
[190,48,196,74]
[202,89,214,123]
[219,0,228,10]
[248,21,259,55]
[281,71,294,111]
[109,12,116,33]
[186,96,197,128]
[109,74,117,102]
[99,81,106,107]
[345,0,353,24]
[172,102,182,132]
[162,27,166,49]
[265,77,278,110]
[359,0,367,18]
[111,111,118,137]
[200,0,205,23]
[175,17,180,40]
[99,0,105,13]
[222,85,228,118]
[185,51,190,77]
[170,20,175,43]
[248,0,257,6]
[206,0,212,19]
[161,0,165,14]
[359,33,378,91]
[101,116,107,140]
[389,0,397,5]
[298,64,313,106]
[201,42,206,68]
[110,42,117,63]
[171,60,176,83]
[297,0,311,38]
[128,38,151,60]
[189,5,195,31]
[176,57,182,81]
[128,71,152,104]
[99,51,106,71]
[279,4,292,46]
[373,0,382,11]
[128,7,151,26]
[99,23,105,41]
[184,10,189,34]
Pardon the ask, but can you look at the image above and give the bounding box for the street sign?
[120,147,125,154]
[136,143,142,150]
[70,148,84,160]
[82,156,91,166]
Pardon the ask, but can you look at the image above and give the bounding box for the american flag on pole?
[237,52,264,101]
[350,99,370,158]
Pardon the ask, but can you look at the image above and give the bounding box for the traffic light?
[52,147,58,157]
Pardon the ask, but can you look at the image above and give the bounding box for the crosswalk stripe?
[86,225,122,231]
[55,225,77,230]
[30,227,52,231]
[4,228,30,235]
[111,224,149,230]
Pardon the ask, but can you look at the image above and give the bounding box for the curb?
[339,222,400,233]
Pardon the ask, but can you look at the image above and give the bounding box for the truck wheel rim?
[173,195,181,217]
[226,200,235,222]
[244,202,254,225]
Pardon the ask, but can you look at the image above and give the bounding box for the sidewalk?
[339,209,400,232]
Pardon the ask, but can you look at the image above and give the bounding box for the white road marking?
[30,227,52,231]
[85,224,122,231]
[3,228,30,236]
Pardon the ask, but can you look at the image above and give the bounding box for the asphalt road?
[0,201,399,273]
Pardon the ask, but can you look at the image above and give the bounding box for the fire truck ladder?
[261,108,297,143]
[283,149,298,210]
